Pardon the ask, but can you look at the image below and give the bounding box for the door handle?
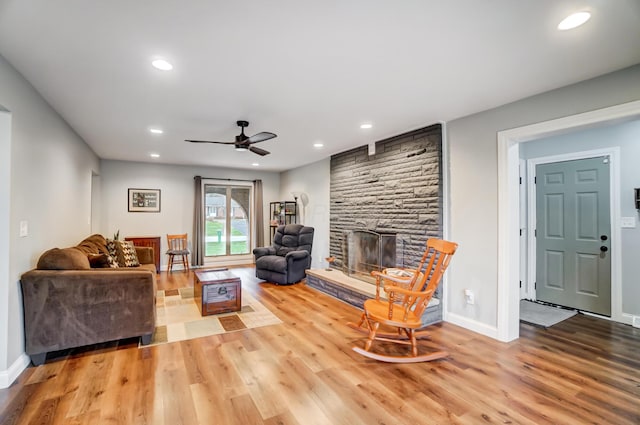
[600,246,608,252]
[600,235,608,241]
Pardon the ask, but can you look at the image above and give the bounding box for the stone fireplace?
[305,123,444,325]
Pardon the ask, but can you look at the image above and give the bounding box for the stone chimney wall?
[329,124,442,270]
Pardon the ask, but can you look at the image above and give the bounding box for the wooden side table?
[194,270,242,316]
[125,236,161,273]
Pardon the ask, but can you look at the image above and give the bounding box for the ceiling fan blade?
[185,139,234,145]
[247,132,277,144]
[249,146,270,156]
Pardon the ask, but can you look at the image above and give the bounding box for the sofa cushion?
[37,248,91,270]
[276,247,294,256]
[255,255,287,273]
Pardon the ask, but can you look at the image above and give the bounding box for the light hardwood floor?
[1,267,639,424]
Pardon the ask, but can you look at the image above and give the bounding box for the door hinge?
[520,229,523,236]
[519,280,522,288]
[519,177,522,184]
[534,229,537,237]
[534,176,537,184]
[534,282,537,290]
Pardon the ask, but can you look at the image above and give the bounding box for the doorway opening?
[497,100,640,342]
[202,180,254,265]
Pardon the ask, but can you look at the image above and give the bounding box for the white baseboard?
[445,312,499,340]
[0,352,30,389]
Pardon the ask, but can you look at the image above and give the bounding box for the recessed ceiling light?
[360,123,373,129]
[313,143,324,148]
[150,153,160,158]
[151,59,173,71]
[149,128,163,134]
[558,12,591,30]
[252,163,260,167]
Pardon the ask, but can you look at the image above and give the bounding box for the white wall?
[0,54,100,387]
[279,158,330,269]
[99,160,280,268]
[521,119,640,316]
[447,64,640,334]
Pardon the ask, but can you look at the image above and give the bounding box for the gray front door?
[536,157,611,316]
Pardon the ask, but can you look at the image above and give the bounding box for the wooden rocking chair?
[348,238,458,363]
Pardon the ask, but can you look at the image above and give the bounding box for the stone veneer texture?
[329,123,442,272]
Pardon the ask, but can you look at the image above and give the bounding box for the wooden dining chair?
[166,233,190,272]
[348,238,458,363]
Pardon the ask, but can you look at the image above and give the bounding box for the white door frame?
[525,149,620,310]
[496,100,640,342]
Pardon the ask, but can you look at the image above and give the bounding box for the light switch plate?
[620,217,636,228]
[19,220,28,237]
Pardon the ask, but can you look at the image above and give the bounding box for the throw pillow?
[87,253,111,268]
[105,239,120,268]
[116,240,140,267]
[37,248,91,270]
[76,234,110,256]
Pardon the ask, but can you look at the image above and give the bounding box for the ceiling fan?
[185,120,276,156]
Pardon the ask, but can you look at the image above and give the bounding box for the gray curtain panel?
[192,176,204,266]
[254,179,264,247]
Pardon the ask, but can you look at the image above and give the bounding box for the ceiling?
[1,1,639,172]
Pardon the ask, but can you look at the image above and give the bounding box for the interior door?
[535,156,611,316]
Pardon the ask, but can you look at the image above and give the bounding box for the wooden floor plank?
[2,267,639,424]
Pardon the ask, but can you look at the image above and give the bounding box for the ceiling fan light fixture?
[185,120,275,156]
[558,11,591,30]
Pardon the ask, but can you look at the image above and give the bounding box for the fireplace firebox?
[341,229,396,283]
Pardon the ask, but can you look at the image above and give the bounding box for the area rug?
[520,300,577,328]
[142,287,282,347]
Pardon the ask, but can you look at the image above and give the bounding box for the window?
[204,183,252,257]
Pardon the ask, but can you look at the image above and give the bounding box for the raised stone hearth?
[305,269,442,326]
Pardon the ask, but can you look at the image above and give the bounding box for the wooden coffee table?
[194,269,242,316]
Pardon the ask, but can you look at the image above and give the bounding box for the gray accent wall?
[329,124,442,270]
[521,119,640,315]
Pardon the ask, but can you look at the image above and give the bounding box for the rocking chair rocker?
[348,238,458,363]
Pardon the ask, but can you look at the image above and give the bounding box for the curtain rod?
[194,176,258,183]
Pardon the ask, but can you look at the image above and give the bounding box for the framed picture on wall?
[128,188,161,212]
